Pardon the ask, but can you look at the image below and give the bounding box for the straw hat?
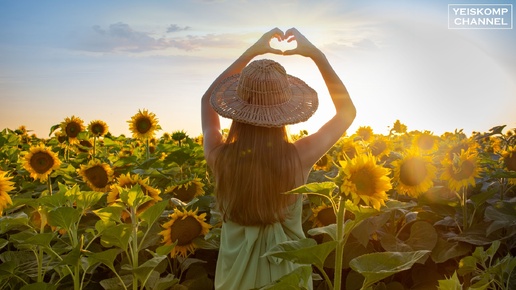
[210,59,318,127]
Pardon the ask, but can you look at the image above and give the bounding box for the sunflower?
[390,120,407,134]
[78,160,114,192]
[413,131,439,152]
[444,139,477,161]
[60,115,85,144]
[338,154,392,210]
[392,148,437,198]
[313,153,333,171]
[165,178,205,203]
[159,208,211,258]
[22,144,61,182]
[369,135,391,159]
[337,138,362,160]
[501,146,516,172]
[128,109,159,140]
[0,171,15,216]
[311,204,336,228]
[441,149,481,192]
[108,173,161,218]
[88,120,109,137]
[355,126,374,142]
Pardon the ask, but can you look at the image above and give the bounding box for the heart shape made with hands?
[269,38,297,52]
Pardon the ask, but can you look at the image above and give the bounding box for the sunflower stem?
[93,136,97,159]
[145,138,150,161]
[333,197,346,290]
[130,206,139,290]
[461,188,468,231]
[47,177,52,196]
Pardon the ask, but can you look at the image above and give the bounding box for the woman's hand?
[282,28,321,59]
[244,27,285,57]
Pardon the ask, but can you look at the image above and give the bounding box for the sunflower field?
[0,111,515,290]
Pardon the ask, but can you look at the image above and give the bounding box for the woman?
[201,27,356,290]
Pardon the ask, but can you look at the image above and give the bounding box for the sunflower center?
[451,160,476,181]
[505,153,516,171]
[169,216,202,246]
[136,118,152,134]
[30,152,55,174]
[66,122,81,138]
[317,208,336,226]
[343,147,357,159]
[174,185,197,202]
[85,165,109,188]
[91,124,104,135]
[400,158,428,186]
[371,141,387,156]
[417,136,435,151]
[351,169,376,196]
[316,155,329,168]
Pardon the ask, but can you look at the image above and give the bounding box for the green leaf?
[257,265,313,289]
[156,243,177,256]
[100,274,132,290]
[0,238,8,250]
[76,190,104,212]
[307,224,337,241]
[381,221,437,262]
[431,238,472,264]
[139,200,168,226]
[100,224,132,249]
[438,271,462,290]
[284,182,338,199]
[120,184,153,208]
[61,243,82,266]
[94,204,124,224]
[153,274,180,290]
[47,207,81,230]
[24,232,56,247]
[49,124,61,137]
[131,255,167,284]
[0,212,29,234]
[457,256,477,276]
[263,238,337,269]
[86,248,122,272]
[21,282,58,290]
[349,250,430,288]
[102,137,117,146]
[0,260,17,276]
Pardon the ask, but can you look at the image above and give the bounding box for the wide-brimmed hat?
[210,59,318,127]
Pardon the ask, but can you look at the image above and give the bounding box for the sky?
[1,0,515,139]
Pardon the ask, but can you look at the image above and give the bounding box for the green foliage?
[1,124,515,289]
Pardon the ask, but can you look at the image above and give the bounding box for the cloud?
[71,23,247,53]
[167,24,191,33]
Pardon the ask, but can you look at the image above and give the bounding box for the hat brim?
[210,74,318,127]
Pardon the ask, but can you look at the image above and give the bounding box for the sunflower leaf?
[48,124,61,137]
[47,207,81,231]
[349,250,430,288]
[76,191,104,212]
[85,248,122,272]
[263,238,337,269]
[131,256,168,285]
[100,224,132,249]
[138,200,168,227]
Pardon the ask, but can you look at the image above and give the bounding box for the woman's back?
[212,123,302,226]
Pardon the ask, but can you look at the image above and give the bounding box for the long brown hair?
[212,122,301,226]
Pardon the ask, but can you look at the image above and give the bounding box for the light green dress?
[214,197,312,290]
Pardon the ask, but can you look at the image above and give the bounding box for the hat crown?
[237,59,292,106]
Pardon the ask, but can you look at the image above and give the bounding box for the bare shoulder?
[293,115,348,171]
